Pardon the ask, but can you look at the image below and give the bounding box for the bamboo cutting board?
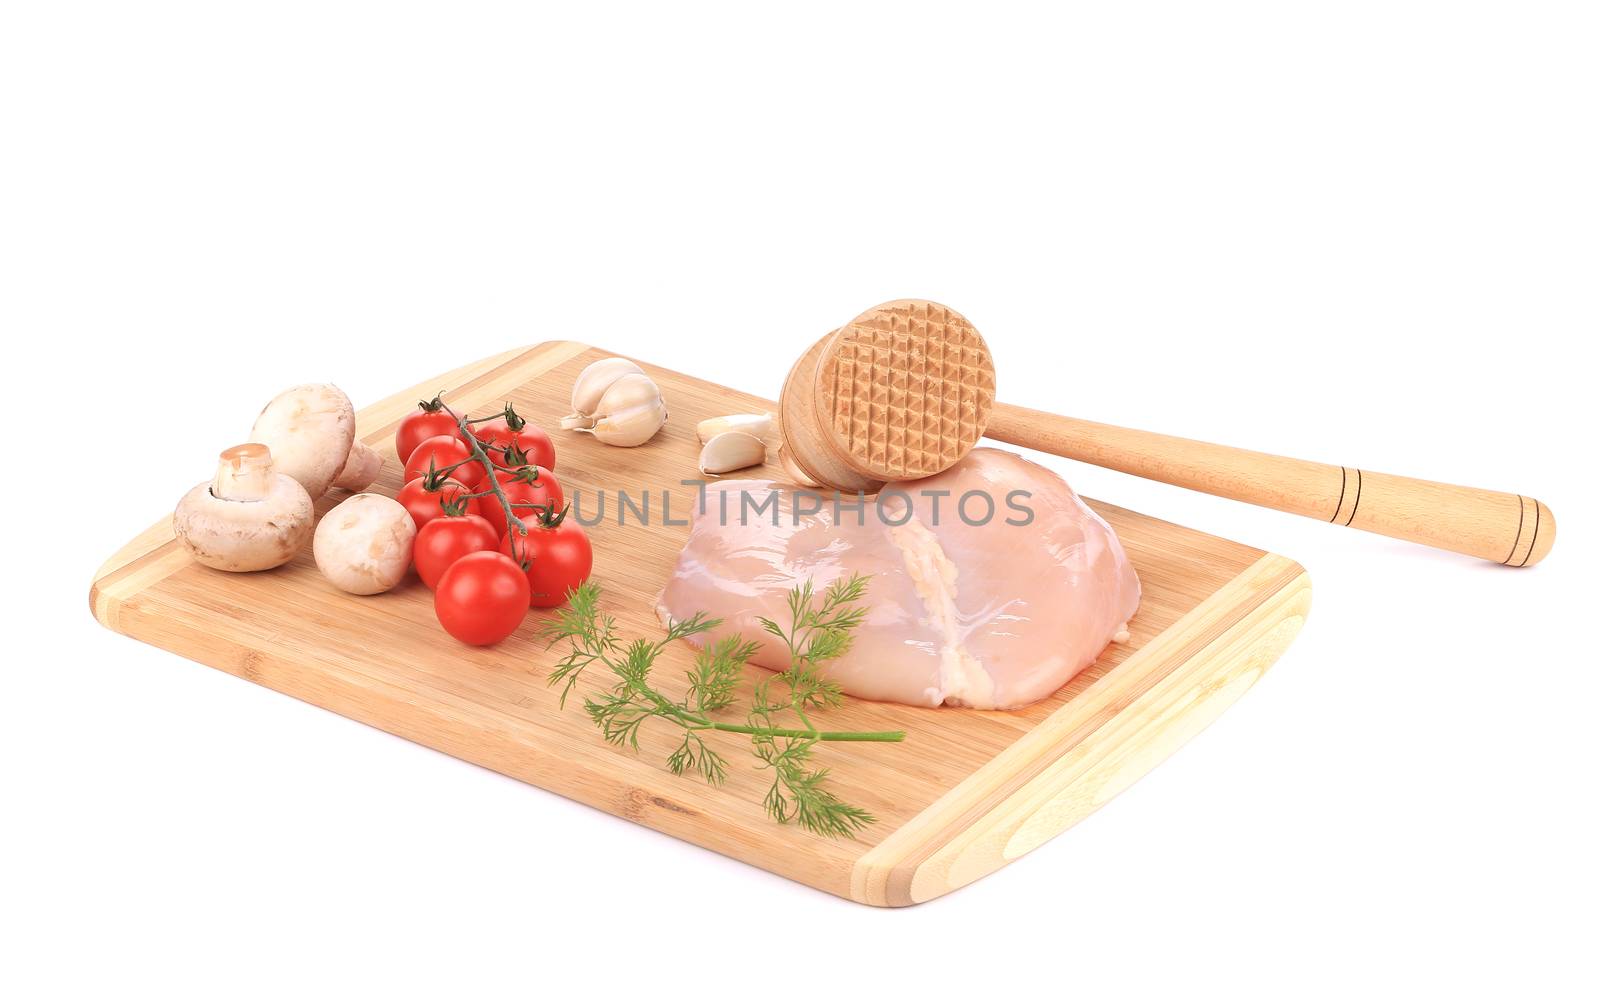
[90,342,1311,906]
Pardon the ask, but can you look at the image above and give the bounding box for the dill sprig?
[540,574,904,839]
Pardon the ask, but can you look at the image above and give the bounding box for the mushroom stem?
[176,442,315,572]
[212,443,276,501]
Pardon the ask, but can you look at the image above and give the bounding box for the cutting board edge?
[85,554,1310,907]
[850,553,1311,907]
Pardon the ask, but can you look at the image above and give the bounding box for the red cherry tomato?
[474,409,556,472]
[478,467,565,537]
[434,551,530,646]
[502,514,593,608]
[413,513,501,590]
[404,434,486,489]
[397,476,482,533]
[396,398,466,465]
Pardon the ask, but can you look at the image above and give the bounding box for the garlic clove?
[564,357,645,426]
[595,371,658,414]
[695,412,778,446]
[699,431,768,476]
[589,379,669,446]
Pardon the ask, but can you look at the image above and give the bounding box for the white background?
[3,3,1596,1004]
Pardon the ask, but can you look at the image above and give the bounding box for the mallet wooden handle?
[985,403,1555,567]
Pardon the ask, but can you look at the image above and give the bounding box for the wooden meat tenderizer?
[778,300,1555,567]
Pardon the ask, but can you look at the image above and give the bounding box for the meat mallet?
[777,299,1555,567]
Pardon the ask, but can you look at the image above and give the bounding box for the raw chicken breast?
[656,448,1140,710]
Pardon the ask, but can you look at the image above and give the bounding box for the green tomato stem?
[442,404,529,543]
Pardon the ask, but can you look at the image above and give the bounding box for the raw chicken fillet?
[656,448,1141,710]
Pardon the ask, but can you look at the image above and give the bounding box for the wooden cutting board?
[90,342,1311,906]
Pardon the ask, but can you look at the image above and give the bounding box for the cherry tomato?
[474,409,556,472]
[435,551,530,645]
[477,467,565,537]
[502,514,593,608]
[396,397,466,465]
[404,434,486,489]
[413,513,500,589]
[396,476,482,532]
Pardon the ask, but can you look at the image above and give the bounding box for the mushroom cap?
[250,384,356,499]
[173,474,315,572]
[333,439,383,492]
[313,493,416,595]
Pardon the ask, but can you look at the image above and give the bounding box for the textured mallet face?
[816,300,997,482]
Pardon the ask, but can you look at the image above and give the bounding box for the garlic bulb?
[696,412,778,446]
[699,431,768,475]
[561,358,667,447]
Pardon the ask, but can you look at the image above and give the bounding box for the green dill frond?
[540,581,619,707]
[584,689,653,750]
[762,774,790,824]
[659,611,722,649]
[539,580,604,645]
[543,573,899,841]
[754,616,788,650]
[755,736,877,840]
[785,580,816,634]
[820,572,870,616]
[790,778,875,840]
[782,573,872,675]
[616,638,657,691]
[746,678,780,722]
[686,635,758,713]
[667,731,729,786]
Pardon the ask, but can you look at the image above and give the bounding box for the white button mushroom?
[173,443,316,572]
[332,439,383,492]
[313,493,417,595]
[250,384,357,499]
